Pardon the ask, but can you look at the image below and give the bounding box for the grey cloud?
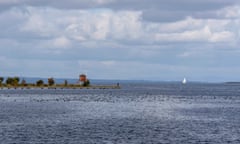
[0,0,107,10]
[142,9,186,22]
[102,0,240,21]
[0,0,239,22]
[1,0,238,10]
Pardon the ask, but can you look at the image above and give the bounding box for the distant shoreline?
[224,82,240,85]
[0,84,121,90]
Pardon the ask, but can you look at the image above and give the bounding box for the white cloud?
[155,17,204,33]
[217,5,240,19]
[0,0,26,4]
[95,0,114,4]
[64,10,143,42]
[20,7,59,37]
[52,36,71,48]
[209,31,235,42]
[100,60,116,66]
[1,6,236,47]
[154,20,236,43]
[18,7,143,42]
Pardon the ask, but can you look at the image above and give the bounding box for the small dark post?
[64,80,68,86]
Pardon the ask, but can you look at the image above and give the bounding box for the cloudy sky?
[0,0,240,82]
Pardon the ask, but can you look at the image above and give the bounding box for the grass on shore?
[0,83,120,89]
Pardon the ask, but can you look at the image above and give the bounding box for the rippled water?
[0,82,240,143]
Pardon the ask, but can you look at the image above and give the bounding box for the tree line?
[0,77,56,86]
[0,77,90,87]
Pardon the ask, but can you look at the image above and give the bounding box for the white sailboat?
[182,78,187,84]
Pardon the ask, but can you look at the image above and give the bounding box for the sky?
[0,0,240,82]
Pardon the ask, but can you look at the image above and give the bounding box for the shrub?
[36,80,44,86]
[6,77,19,86]
[0,77,4,85]
[48,78,55,86]
[82,79,90,87]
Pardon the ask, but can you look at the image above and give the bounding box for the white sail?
[182,78,187,84]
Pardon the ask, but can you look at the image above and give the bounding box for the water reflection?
[0,83,240,143]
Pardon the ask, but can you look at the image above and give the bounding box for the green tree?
[48,78,55,86]
[13,77,20,86]
[36,80,44,86]
[0,77,4,85]
[0,77,4,84]
[6,77,14,85]
[82,79,90,87]
[6,77,20,86]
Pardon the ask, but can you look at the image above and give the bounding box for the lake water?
[0,82,240,143]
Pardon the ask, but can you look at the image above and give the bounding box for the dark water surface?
[0,83,240,143]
